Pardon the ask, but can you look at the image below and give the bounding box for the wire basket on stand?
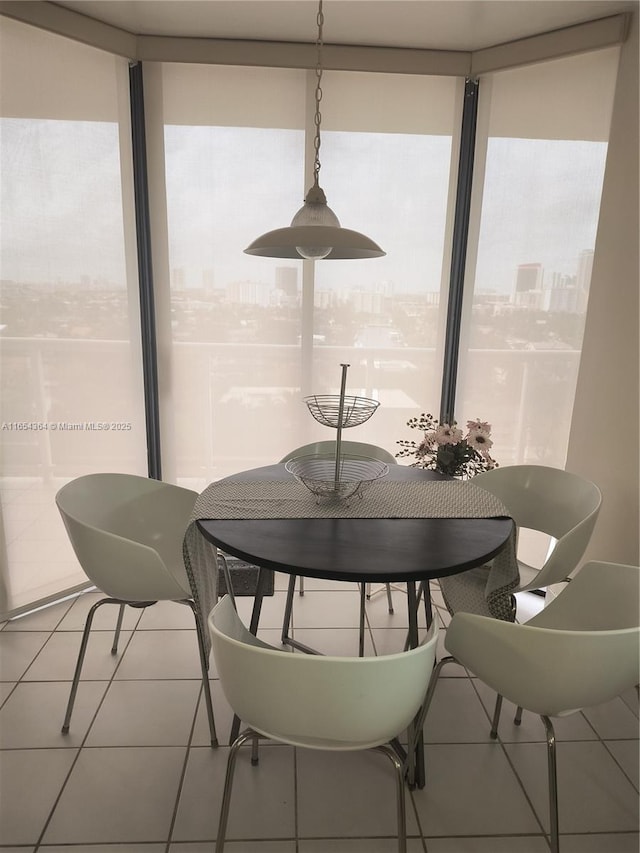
[288,363,387,501]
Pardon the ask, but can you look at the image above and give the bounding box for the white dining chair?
[438,464,602,619]
[56,472,218,745]
[279,440,398,653]
[208,593,438,852]
[418,560,639,853]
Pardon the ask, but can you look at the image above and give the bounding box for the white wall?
[567,13,639,566]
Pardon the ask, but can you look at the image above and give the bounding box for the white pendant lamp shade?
[245,186,385,260]
[244,1,385,262]
[244,225,386,260]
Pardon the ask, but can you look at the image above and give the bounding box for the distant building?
[275,267,298,299]
[575,249,594,313]
[515,262,543,293]
[227,279,271,307]
[514,262,544,309]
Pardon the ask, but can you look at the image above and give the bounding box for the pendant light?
[244,0,385,261]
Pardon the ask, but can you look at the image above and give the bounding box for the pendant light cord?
[312,0,324,189]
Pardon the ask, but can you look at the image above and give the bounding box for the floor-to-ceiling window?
[455,48,620,469]
[312,71,460,452]
[0,19,147,617]
[153,64,461,485]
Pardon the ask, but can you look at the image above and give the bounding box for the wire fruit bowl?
[304,394,380,429]
[285,453,389,501]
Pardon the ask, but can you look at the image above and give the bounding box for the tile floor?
[0,576,638,853]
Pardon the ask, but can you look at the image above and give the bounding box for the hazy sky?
[1,119,607,296]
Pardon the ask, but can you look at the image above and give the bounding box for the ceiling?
[54,1,637,52]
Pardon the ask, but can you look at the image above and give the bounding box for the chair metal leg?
[374,744,408,853]
[298,576,305,595]
[281,574,296,644]
[62,597,123,733]
[367,582,399,613]
[385,582,394,614]
[541,715,560,853]
[111,603,126,654]
[490,694,503,738]
[251,734,260,765]
[182,599,218,747]
[514,705,523,725]
[216,729,255,853]
[410,655,455,750]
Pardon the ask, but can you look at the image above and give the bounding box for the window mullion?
[440,77,479,425]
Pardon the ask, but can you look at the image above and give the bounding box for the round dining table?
[195,462,514,788]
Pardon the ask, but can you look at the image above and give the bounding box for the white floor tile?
[85,679,201,746]
[234,591,291,630]
[606,739,640,790]
[171,842,296,852]
[425,836,548,852]
[172,745,296,841]
[582,696,640,740]
[0,748,78,845]
[0,680,107,748]
[296,748,420,838]
[299,841,425,852]
[191,680,236,747]
[0,681,16,706]
[559,833,640,852]
[42,746,186,844]
[290,589,364,629]
[411,743,541,836]
[504,740,640,833]
[3,597,76,631]
[21,629,133,681]
[423,676,496,743]
[619,686,639,716]
[57,593,142,631]
[113,629,204,680]
[41,846,165,852]
[0,630,51,680]
[136,600,201,630]
[369,626,413,656]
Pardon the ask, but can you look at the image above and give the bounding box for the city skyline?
[1,119,608,299]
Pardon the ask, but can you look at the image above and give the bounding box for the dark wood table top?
[197,463,513,584]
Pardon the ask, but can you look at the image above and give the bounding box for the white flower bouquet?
[396,413,498,478]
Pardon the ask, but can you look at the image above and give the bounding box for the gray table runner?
[183,477,519,656]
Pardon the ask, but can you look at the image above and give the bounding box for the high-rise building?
[515,262,543,293]
[275,266,298,299]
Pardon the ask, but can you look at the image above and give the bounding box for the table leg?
[359,583,366,657]
[281,574,296,645]
[421,580,434,628]
[406,581,426,789]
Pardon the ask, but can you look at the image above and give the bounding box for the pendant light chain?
[312,0,324,189]
[243,0,385,259]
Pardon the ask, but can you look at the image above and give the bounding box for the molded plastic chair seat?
[55,472,218,745]
[208,594,438,852]
[279,440,398,654]
[421,560,639,853]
